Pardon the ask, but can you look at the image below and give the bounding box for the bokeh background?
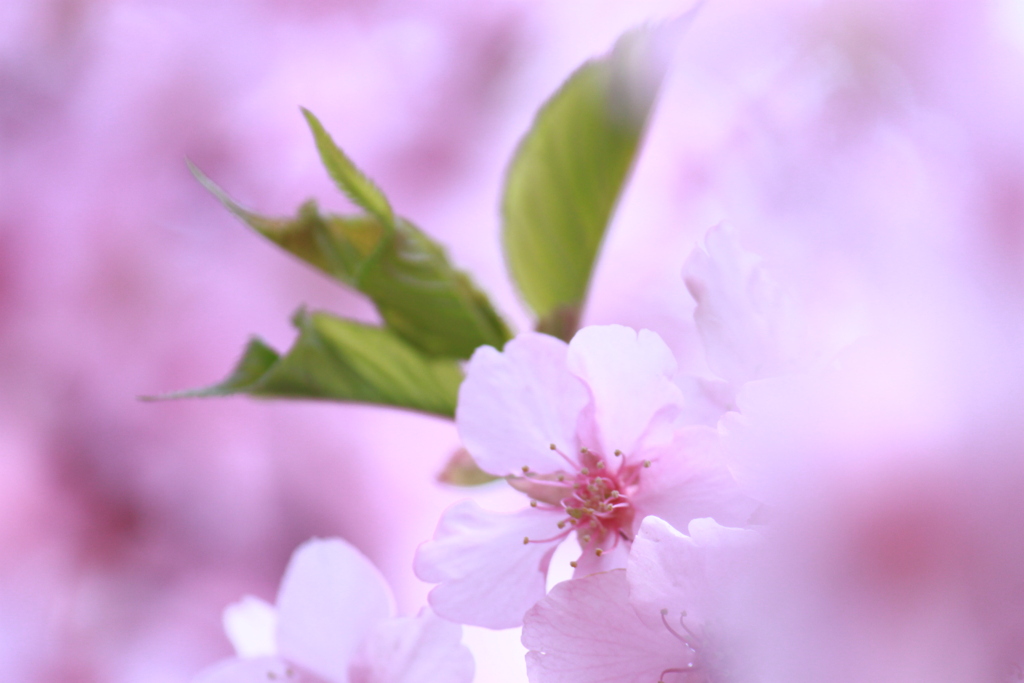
[4,0,1024,681]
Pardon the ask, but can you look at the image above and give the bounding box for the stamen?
[643,460,652,468]
[658,665,698,683]
[580,467,590,476]
[614,449,622,456]
[660,608,696,648]
[569,560,577,568]
[523,537,530,545]
[596,460,605,469]
[522,465,530,474]
[523,529,573,544]
[530,500,538,507]
[549,444,581,470]
[595,548,603,556]
[678,611,704,645]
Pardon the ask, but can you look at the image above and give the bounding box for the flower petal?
[683,224,789,385]
[348,608,474,683]
[522,570,689,683]
[633,425,757,531]
[414,500,565,629]
[570,535,630,579]
[567,325,683,457]
[223,595,277,658]
[457,333,588,476]
[192,657,294,683]
[276,538,394,682]
[628,516,757,630]
[674,375,736,428]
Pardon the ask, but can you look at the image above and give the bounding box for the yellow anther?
[643,460,652,468]
[523,537,530,545]
[595,548,604,557]
[549,443,556,450]
[522,465,530,473]
[596,460,605,469]
[614,449,623,456]
[569,561,578,568]
[580,467,590,476]
[530,500,538,508]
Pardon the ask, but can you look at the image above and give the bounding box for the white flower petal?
[276,538,394,682]
[683,224,789,385]
[192,656,293,683]
[627,516,756,630]
[567,325,683,457]
[523,570,688,683]
[457,333,588,476]
[633,426,757,531]
[414,500,566,629]
[348,608,473,683]
[223,595,277,659]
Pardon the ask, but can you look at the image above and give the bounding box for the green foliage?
[502,27,666,340]
[190,155,511,361]
[158,310,462,418]
[301,108,394,226]
[437,448,500,486]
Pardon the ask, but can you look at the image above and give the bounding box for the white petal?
[414,500,566,629]
[626,516,706,629]
[683,224,789,385]
[523,570,688,683]
[567,325,683,457]
[276,538,394,682]
[570,536,630,579]
[192,657,293,683]
[348,609,474,683]
[674,375,737,428]
[457,333,588,476]
[627,516,756,630]
[633,426,757,531]
[223,595,277,658]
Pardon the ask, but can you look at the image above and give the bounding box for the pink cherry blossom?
[682,224,801,388]
[194,538,473,683]
[523,515,756,683]
[415,325,755,629]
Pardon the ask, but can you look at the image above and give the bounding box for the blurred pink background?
[5,0,1024,681]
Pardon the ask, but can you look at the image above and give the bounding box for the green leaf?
[502,27,668,340]
[360,217,513,358]
[437,448,500,486]
[156,310,462,417]
[190,164,512,359]
[301,108,394,226]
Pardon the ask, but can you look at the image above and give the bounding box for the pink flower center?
[514,444,652,557]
